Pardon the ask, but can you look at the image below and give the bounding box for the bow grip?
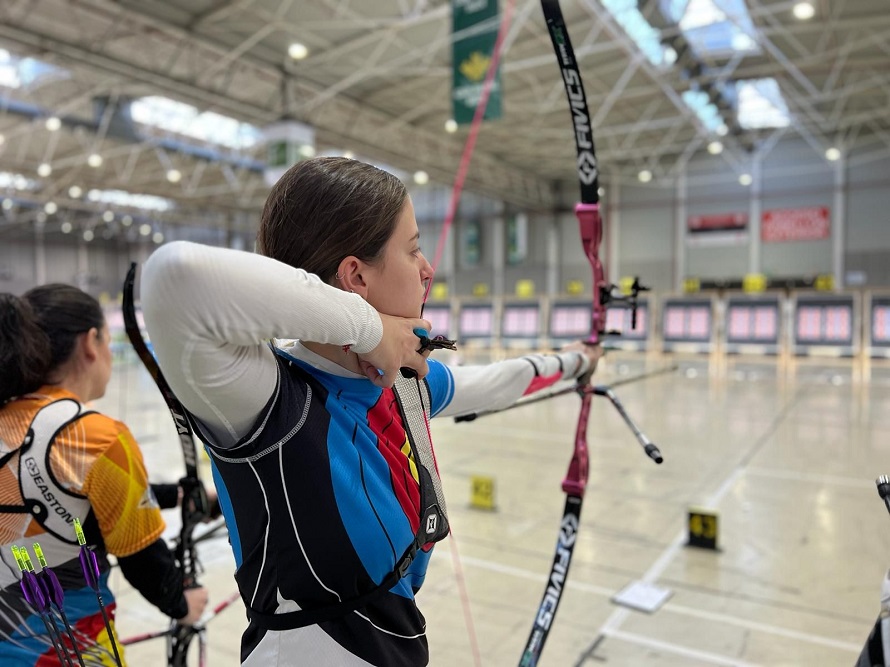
[575,202,606,344]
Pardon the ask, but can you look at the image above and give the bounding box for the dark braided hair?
[0,284,104,403]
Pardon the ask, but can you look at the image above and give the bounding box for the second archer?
[0,284,209,666]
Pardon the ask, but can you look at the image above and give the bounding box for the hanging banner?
[462,219,481,267]
[687,212,748,233]
[686,212,748,246]
[262,120,315,187]
[507,212,527,265]
[762,206,830,242]
[452,0,502,125]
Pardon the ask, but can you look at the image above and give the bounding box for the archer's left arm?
[425,349,594,419]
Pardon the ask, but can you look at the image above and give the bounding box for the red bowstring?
[423,2,517,666]
[423,0,517,303]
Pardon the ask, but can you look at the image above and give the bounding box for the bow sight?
[601,276,651,335]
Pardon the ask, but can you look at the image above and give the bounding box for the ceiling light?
[121,214,133,227]
[731,33,756,50]
[739,173,752,186]
[638,169,652,183]
[598,187,606,197]
[139,223,152,236]
[60,221,72,234]
[83,229,94,242]
[707,140,724,155]
[0,134,5,145]
[102,210,114,222]
[152,231,165,244]
[793,2,815,20]
[825,147,841,161]
[1,198,12,210]
[44,201,57,215]
[288,42,309,60]
[716,123,729,136]
[413,170,429,185]
[166,168,182,183]
[45,116,61,132]
[342,150,355,159]
[298,144,316,158]
[68,185,82,198]
[37,163,52,177]
[87,153,103,168]
[87,189,101,201]
[444,119,458,134]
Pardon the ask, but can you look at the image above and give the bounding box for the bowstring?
[420,1,518,665]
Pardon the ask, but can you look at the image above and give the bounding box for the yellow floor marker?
[470,475,496,510]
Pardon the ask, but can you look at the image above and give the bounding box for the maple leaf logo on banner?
[459,51,491,81]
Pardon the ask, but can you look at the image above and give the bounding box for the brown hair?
[0,284,104,403]
[256,157,408,283]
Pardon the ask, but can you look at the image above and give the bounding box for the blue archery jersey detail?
[197,348,441,666]
[426,359,455,417]
[208,455,242,568]
[299,362,418,600]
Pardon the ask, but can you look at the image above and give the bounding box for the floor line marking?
[604,629,761,667]
[453,554,860,653]
[745,466,872,489]
[595,389,806,641]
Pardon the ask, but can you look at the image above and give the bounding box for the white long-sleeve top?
[140,241,589,449]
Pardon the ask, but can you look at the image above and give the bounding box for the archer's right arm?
[140,241,383,447]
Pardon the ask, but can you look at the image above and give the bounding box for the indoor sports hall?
[1,1,889,666]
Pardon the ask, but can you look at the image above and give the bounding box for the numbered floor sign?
[687,506,719,550]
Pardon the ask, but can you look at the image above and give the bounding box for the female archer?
[140,156,601,666]
[0,284,209,666]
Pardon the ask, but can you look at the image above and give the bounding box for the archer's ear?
[335,257,369,296]
[80,328,100,362]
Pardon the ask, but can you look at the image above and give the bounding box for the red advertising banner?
[687,212,747,232]
[761,206,830,242]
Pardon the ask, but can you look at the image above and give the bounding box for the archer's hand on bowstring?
[357,314,433,388]
[561,340,604,386]
[179,586,210,626]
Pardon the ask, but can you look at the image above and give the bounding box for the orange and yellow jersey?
[0,385,165,666]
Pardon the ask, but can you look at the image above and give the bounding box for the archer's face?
[87,323,114,401]
[362,198,433,319]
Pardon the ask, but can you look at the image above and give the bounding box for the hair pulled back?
[0,284,104,403]
[257,157,408,283]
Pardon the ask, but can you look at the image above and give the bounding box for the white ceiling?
[0,0,888,241]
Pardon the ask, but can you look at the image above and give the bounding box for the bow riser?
[576,203,606,344]
[517,4,602,666]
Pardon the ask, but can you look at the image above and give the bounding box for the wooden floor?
[99,351,890,666]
